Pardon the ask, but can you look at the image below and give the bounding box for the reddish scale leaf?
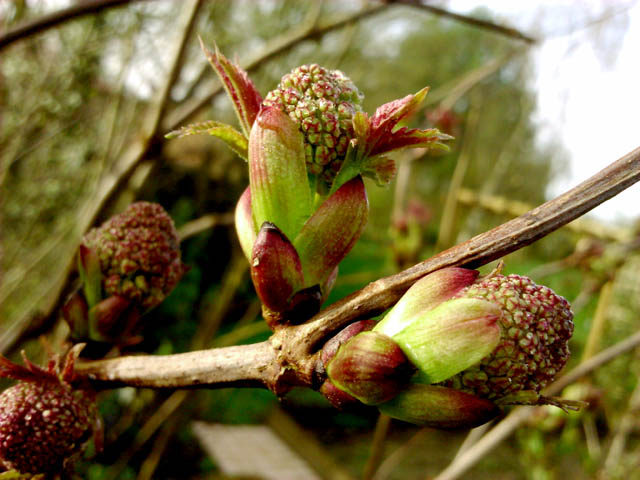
[294,176,368,289]
[251,222,305,312]
[379,384,501,429]
[200,39,262,137]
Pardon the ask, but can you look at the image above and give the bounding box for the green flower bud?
[371,267,574,426]
[263,64,364,187]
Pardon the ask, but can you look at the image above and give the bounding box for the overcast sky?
[447,0,640,224]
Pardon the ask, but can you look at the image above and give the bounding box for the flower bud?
[325,331,415,405]
[0,349,100,475]
[81,202,187,311]
[442,272,574,403]
[64,202,187,345]
[370,267,574,426]
[263,64,364,187]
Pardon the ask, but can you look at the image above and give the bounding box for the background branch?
[397,0,536,44]
[0,0,148,52]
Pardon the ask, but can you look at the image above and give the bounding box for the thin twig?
[435,94,481,250]
[0,0,149,51]
[363,414,392,480]
[177,212,234,241]
[292,146,640,354]
[396,0,536,44]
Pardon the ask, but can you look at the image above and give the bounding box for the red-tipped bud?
[325,331,415,405]
[293,176,368,290]
[251,222,304,313]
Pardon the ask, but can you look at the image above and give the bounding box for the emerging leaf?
[165,120,248,160]
[249,106,312,241]
[391,298,501,384]
[375,267,479,337]
[200,39,262,137]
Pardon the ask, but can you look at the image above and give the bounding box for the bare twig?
[0,0,149,51]
[363,414,392,480]
[177,212,234,241]
[292,146,640,353]
[76,146,640,390]
[435,95,481,250]
[396,0,536,44]
[456,188,632,242]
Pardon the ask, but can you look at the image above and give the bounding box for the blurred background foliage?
[1,1,639,479]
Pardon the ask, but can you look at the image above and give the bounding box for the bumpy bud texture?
[0,381,96,474]
[263,64,364,184]
[82,202,187,311]
[0,350,98,475]
[442,273,574,402]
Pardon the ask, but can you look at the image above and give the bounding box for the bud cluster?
[443,274,574,402]
[320,267,576,428]
[263,64,363,181]
[63,202,187,346]
[171,43,450,328]
[82,202,187,311]
[0,350,99,475]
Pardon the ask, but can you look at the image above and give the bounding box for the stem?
[76,341,279,390]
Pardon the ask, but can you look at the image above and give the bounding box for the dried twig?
[396,0,536,44]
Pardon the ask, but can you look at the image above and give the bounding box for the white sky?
[448,0,640,224]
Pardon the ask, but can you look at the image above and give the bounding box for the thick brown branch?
[0,0,148,52]
[76,146,640,390]
[77,341,279,390]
